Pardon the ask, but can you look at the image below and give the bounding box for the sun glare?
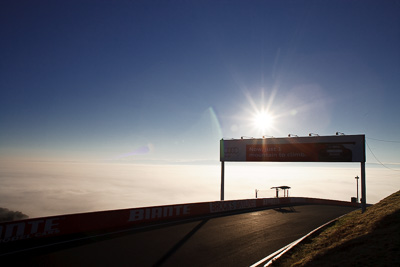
[253,111,274,131]
[241,89,280,135]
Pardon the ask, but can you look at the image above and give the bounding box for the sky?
[1,1,399,218]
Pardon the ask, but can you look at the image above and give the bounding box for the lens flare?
[112,144,153,160]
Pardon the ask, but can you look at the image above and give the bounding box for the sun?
[253,111,274,132]
[241,89,280,136]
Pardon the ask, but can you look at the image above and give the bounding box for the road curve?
[4,205,357,267]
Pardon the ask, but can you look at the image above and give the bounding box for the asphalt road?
[4,205,357,267]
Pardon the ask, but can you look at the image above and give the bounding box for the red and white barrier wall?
[0,197,359,244]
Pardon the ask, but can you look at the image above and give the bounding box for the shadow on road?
[153,219,209,266]
[274,207,297,213]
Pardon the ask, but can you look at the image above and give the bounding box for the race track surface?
[3,205,357,267]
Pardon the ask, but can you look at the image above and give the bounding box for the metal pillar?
[361,162,366,213]
[355,175,359,203]
[221,161,225,201]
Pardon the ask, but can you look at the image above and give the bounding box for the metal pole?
[221,161,225,201]
[361,162,366,213]
[356,176,359,203]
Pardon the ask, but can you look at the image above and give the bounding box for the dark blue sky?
[1,0,399,163]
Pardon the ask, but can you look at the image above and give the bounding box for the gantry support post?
[361,162,366,213]
[221,161,225,201]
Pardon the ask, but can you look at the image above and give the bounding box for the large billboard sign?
[220,135,365,162]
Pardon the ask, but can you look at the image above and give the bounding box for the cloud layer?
[0,160,398,219]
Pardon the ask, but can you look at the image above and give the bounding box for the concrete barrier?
[0,197,359,244]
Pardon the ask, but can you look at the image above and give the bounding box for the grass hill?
[272,190,400,266]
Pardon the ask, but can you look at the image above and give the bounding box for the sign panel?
[220,135,365,162]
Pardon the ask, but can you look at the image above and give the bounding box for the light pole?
[355,175,359,203]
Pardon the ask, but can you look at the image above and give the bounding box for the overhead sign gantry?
[220,134,367,212]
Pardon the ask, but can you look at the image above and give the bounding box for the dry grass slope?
[272,190,400,267]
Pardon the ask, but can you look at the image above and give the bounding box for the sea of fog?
[0,160,398,218]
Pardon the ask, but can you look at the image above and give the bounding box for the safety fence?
[0,197,359,244]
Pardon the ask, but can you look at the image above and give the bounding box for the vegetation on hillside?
[272,190,400,266]
[0,207,29,222]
